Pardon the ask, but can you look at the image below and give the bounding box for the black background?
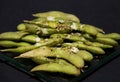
[0,0,120,82]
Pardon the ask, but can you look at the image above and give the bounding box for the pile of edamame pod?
[0,11,120,76]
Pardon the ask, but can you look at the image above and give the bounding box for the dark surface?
[0,0,120,82]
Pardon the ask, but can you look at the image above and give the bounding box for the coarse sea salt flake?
[47,16,55,21]
[36,37,41,42]
[70,23,77,30]
[35,43,41,46]
[70,47,79,53]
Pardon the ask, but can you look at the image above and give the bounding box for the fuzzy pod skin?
[0,31,28,40]
[32,11,80,23]
[96,37,118,46]
[15,47,85,68]
[31,59,80,76]
[97,33,120,40]
[0,45,38,53]
[0,40,31,48]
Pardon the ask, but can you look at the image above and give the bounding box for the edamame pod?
[65,34,87,42]
[50,33,88,42]
[0,38,63,53]
[15,47,84,68]
[24,19,58,28]
[17,23,26,31]
[97,33,120,40]
[96,37,118,46]
[84,41,113,49]
[0,31,28,40]
[53,48,85,68]
[75,50,93,61]
[32,56,54,64]
[0,45,38,53]
[62,42,105,54]
[21,35,42,43]
[32,11,80,22]
[0,40,31,48]
[80,24,104,36]
[18,23,71,36]
[31,59,80,76]
[82,33,94,41]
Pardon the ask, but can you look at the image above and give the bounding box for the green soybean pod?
[80,24,100,36]
[24,19,58,28]
[32,11,80,22]
[96,37,118,46]
[0,40,31,48]
[32,56,54,64]
[76,50,93,61]
[17,42,32,46]
[97,33,120,40]
[21,35,42,43]
[62,42,105,54]
[82,33,94,41]
[1,38,63,53]
[84,41,113,49]
[53,48,85,68]
[0,40,19,47]
[15,47,84,68]
[31,59,80,76]
[78,43,105,54]
[0,45,38,53]
[17,23,26,31]
[0,31,28,40]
